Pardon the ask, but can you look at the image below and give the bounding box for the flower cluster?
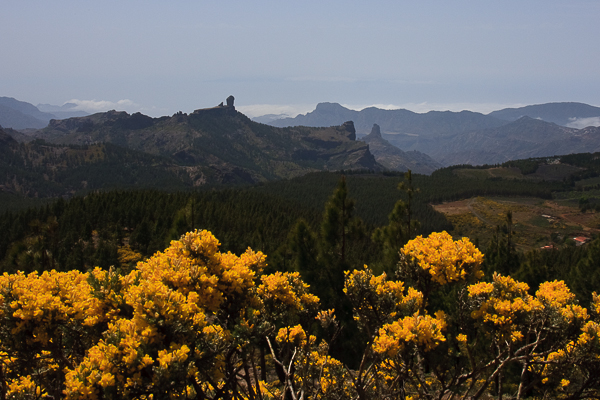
[344,267,423,331]
[402,231,484,285]
[372,311,447,357]
[276,325,310,347]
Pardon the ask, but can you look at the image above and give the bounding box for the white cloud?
[66,99,141,114]
[566,117,600,129]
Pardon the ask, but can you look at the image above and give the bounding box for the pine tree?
[372,170,421,273]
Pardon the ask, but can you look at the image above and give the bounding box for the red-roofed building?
[573,237,590,246]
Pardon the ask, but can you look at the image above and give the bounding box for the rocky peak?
[315,102,347,113]
[226,95,235,108]
[368,123,382,138]
[193,96,238,116]
[342,121,356,140]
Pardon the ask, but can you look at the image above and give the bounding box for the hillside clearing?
[433,196,600,250]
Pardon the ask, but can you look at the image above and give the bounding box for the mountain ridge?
[434,117,600,166]
[5,99,381,189]
[0,97,91,130]
[488,102,600,127]
[262,102,600,166]
[265,102,507,137]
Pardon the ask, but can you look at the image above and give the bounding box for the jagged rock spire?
[369,123,382,138]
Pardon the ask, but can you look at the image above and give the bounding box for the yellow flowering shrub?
[117,245,143,267]
[276,325,309,347]
[401,231,484,285]
[373,311,447,357]
[310,351,352,398]
[538,320,600,395]
[279,334,353,399]
[536,280,588,322]
[592,292,600,315]
[468,273,534,339]
[343,267,423,333]
[0,269,109,399]
[469,276,587,341]
[258,271,320,321]
[7,375,42,399]
[2,229,600,399]
[1,230,326,400]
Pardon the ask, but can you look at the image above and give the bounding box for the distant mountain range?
[266,102,507,136]
[489,102,600,127]
[37,102,89,120]
[5,95,600,182]
[0,100,381,202]
[261,102,600,166]
[0,97,89,130]
[264,101,600,133]
[251,113,292,124]
[434,117,600,166]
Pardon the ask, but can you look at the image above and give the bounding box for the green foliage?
[250,171,452,233]
[372,170,422,273]
[483,214,521,278]
[0,189,321,274]
[320,176,356,266]
[424,166,564,202]
[502,158,542,174]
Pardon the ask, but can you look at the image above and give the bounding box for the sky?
[2,0,600,118]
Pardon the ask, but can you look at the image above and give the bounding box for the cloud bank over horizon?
[67,99,138,113]
[566,117,600,129]
[63,99,168,116]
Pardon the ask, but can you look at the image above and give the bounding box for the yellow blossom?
[402,231,484,285]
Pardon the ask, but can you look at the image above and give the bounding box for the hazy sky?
[2,0,599,118]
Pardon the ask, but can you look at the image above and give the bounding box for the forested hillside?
[12,105,379,185]
[3,149,600,298]
[0,131,197,203]
[2,151,600,398]
[0,172,452,276]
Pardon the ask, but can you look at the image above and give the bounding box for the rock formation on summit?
[226,95,235,108]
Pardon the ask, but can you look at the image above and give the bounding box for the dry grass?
[433,196,600,251]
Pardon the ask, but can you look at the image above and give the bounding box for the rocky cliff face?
[361,124,441,174]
